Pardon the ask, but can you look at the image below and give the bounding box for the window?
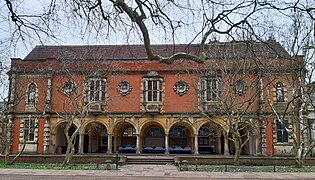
[276,121,288,143]
[87,78,106,102]
[27,83,36,103]
[200,77,221,102]
[146,127,164,137]
[142,77,163,103]
[123,127,136,137]
[170,127,187,138]
[24,119,35,142]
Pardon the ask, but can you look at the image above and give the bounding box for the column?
[88,130,92,153]
[136,134,140,154]
[223,131,229,155]
[107,134,112,154]
[114,132,118,153]
[194,134,199,155]
[78,133,84,154]
[255,136,261,155]
[217,135,221,154]
[165,134,169,154]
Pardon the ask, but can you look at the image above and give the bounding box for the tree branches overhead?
[2,0,315,63]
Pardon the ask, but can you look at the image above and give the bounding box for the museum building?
[7,40,303,156]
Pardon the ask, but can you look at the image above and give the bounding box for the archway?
[169,123,193,154]
[83,122,108,153]
[114,122,137,153]
[55,123,79,154]
[198,123,221,154]
[142,125,165,153]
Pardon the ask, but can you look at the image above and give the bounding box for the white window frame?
[23,119,36,142]
[87,77,106,103]
[200,76,221,102]
[142,77,163,103]
[276,121,289,143]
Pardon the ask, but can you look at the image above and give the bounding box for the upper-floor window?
[24,119,35,142]
[27,83,37,103]
[276,121,288,143]
[87,78,106,102]
[200,76,221,102]
[142,77,163,103]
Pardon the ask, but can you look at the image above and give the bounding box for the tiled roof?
[23,41,290,61]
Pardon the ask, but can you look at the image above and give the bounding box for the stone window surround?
[199,76,221,103]
[19,118,38,143]
[86,77,107,103]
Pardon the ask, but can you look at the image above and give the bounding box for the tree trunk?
[63,140,75,166]
[233,134,241,166]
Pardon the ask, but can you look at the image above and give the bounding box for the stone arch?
[113,121,137,153]
[110,119,138,134]
[168,121,194,154]
[82,121,108,153]
[53,121,79,154]
[197,122,223,154]
[80,119,109,135]
[140,121,165,153]
[167,120,195,135]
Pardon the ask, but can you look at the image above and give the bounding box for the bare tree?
[52,57,124,165]
[2,1,314,63]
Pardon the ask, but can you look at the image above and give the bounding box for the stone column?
[223,131,229,155]
[194,134,199,155]
[136,134,140,154]
[217,135,221,154]
[114,132,118,153]
[107,134,112,154]
[78,133,84,154]
[165,134,169,154]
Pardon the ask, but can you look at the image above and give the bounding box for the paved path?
[0,165,315,180]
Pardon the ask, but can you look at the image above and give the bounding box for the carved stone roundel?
[118,80,132,96]
[173,80,189,96]
[62,81,76,96]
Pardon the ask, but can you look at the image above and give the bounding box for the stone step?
[126,156,174,165]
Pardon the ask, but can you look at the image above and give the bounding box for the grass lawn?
[184,164,315,172]
[0,161,117,170]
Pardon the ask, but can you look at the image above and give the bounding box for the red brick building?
[8,40,302,156]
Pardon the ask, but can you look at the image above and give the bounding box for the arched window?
[27,83,36,103]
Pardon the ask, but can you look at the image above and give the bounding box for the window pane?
[148,91,152,101]
[153,91,157,101]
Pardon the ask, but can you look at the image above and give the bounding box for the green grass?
[0,161,117,170]
[1,162,314,172]
[184,164,315,172]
